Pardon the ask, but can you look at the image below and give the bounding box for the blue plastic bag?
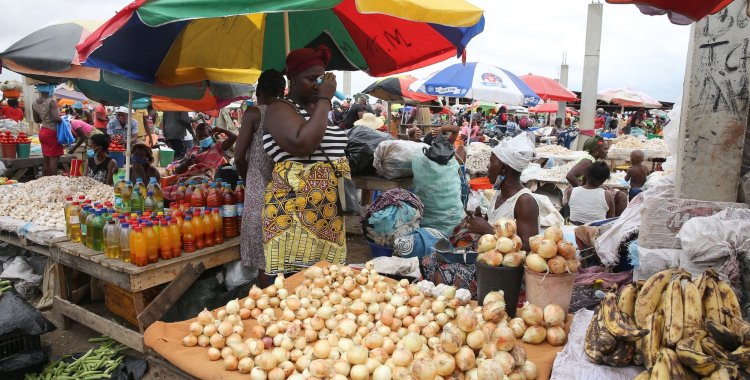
[412,153,464,237]
[56,117,75,145]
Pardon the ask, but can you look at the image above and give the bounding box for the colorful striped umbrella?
[606,0,734,25]
[409,62,541,107]
[361,75,437,103]
[76,0,485,86]
[519,74,577,102]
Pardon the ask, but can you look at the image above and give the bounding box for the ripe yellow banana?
[662,279,684,347]
[715,279,741,326]
[682,279,702,340]
[643,311,664,369]
[708,367,731,380]
[700,336,730,361]
[702,277,722,323]
[601,292,649,341]
[705,319,741,351]
[659,347,691,379]
[721,307,750,345]
[675,331,718,376]
[635,269,677,329]
[649,351,670,380]
[617,283,637,320]
[730,345,750,367]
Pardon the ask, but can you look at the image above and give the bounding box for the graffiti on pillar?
[693,1,750,118]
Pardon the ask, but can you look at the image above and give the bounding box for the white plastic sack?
[520,163,545,183]
[224,261,258,290]
[596,185,674,266]
[678,208,750,266]
[634,246,683,281]
[533,193,565,227]
[551,309,642,380]
[369,256,421,279]
[373,140,428,179]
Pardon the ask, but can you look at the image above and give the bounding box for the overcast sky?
[0,0,690,102]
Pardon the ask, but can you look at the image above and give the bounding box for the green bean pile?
[24,337,128,380]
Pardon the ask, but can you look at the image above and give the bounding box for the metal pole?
[125,90,132,182]
[283,12,291,55]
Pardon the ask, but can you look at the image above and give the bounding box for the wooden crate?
[104,282,160,328]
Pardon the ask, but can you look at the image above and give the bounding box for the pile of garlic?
[535,145,574,156]
[0,176,114,231]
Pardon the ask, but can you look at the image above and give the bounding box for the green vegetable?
[23,336,126,380]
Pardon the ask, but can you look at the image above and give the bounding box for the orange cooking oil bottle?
[168,219,181,258]
[182,216,196,253]
[143,222,159,263]
[159,219,171,260]
[131,226,147,267]
[190,182,206,214]
[193,210,205,250]
[212,208,224,245]
[203,209,214,247]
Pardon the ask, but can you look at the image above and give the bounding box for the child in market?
[625,149,649,200]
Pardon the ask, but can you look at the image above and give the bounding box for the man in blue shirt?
[106,106,138,143]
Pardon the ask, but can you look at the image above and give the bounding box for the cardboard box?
[637,197,748,250]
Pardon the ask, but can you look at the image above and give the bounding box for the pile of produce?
[0,177,17,186]
[535,145,574,156]
[0,176,114,230]
[464,143,493,174]
[507,302,568,346]
[182,262,540,379]
[24,336,127,380]
[522,161,627,187]
[477,219,525,268]
[584,268,749,378]
[0,279,11,296]
[0,131,30,143]
[109,135,126,153]
[610,135,667,152]
[525,224,579,274]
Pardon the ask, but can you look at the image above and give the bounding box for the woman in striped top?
[261,45,350,277]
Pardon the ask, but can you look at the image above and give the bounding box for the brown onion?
[548,255,567,274]
[412,358,438,380]
[537,239,558,259]
[546,326,567,346]
[522,325,547,344]
[455,346,476,371]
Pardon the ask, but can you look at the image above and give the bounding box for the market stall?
[143,261,571,380]
[606,135,669,170]
[521,160,629,194]
[0,154,77,180]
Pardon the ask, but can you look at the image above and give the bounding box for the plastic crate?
[0,332,41,360]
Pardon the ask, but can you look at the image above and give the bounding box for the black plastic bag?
[107,354,149,380]
[423,133,454,165]
[345,126,394,175]
[0,347,49,380]
[0,291,56,336]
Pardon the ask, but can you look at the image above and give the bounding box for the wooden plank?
[137,263,205,329]
[49,246,132,290]
[145,351,199,380]
[129,245,238,292]
[53,296,144,352]
[51,263,70,329]
[0,233,52,257]
[127,238,239,275]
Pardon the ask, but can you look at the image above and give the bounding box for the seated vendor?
[86,134,117,186]
[163,123,236,199]
[461,134,540,251]
[564,161,615,225]
[565,136,627,216]
[129,143,161,184]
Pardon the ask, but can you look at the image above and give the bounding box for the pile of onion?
[477,219,526,268]
[526,224,580,274]
[516,302,568,346]
[180,261,541,379]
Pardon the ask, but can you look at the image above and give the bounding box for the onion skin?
[537,239,558,259]
[547,255,567,274]
[546,326,567,346]
[522,325,547,344]
[556,240,576,259]
[543,304,566,327]
[525,254,548,273]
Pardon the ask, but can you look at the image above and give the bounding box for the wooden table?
[49,237,240,352]
[0,154,76,180]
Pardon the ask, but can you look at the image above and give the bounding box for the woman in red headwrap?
[259,46,350,285]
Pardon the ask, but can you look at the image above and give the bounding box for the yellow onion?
[525,253,548,273]
[197,308,213,325]
[403,333,423,353]
[495,237,515,254]
[521,360,538,379]
[207,347,221,361]
[502,251,524,268]
[434,352,456,376]
[483,291,505,305]
[477,234,498,253]
[309,359,331,378]
[182,335,197,347]
[493,219,517,238]
[223,355,238,371]
[392,348,413,367]
[522,325,547,344]
[492,321,516,351]
[529,235,543,253]
[566,258,580,272]
[556,240,576,259]
[543,304,566,327]
[466,330,486,350]
[546,326,567,346]
[519,302,544,325]
[479,250,503,267]
[456,307,479,333]
[440,327,463,354]
[455,346,476,371]
[237,357,253,373]
[347,345,368,365]
[482,301,507,324]
[537,239,558,259]
[508,318,527,338]
[494,351,515,375]
[548,255,567,274]
[373,365,393,380]
[412,358,438,380]
[544,224,563,243]
[478,359,504,380]
[512,235,523,251]
[350,364,369,380]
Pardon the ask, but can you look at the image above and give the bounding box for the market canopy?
[409,62,541,107]
[519,74,577,102]
[530,101,579,115]
[77,0,486,86]
[605,0,734,25]
[598,87,662,108]
[361,75,437,103]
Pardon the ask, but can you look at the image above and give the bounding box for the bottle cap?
[146,222,153,227]
[161,220,168,226]
[147,191,153,196]
[121,223,129,228]
[119,175,124,179]
[72,201,80,206]
[137,178,143,182]
[185,216,192,221]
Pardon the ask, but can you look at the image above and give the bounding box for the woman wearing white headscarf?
[465,134,539,250]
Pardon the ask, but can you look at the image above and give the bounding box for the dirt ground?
[37,233,373,372]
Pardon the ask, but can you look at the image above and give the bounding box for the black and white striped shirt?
[262,99,347,163]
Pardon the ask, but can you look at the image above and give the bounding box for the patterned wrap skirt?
[262,158,350,274]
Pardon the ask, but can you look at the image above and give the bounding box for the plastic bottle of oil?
[221,183,237,238]
[91,210,105,252]
[234,181,245,223]
[193,210,205,250]
[168,218,182,258]
[159,219,171,260]
[79,205,90,246]
[114,176,126,212]
[144,221,158,264]
[69,201,82,243]
[85,208,97,248]
[203,209,214,248]
[119,223,131,263]
[64,196,73,238]
[212,208,224,245]
[104,220,120,259]
[147,177,164,210]
[182,216,196,253]
[131,226,147,267]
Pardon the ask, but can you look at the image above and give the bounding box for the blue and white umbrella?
[409,62,541,107]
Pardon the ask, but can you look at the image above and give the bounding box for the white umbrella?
[598,87,662,108]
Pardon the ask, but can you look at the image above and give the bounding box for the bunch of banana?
[584,292,649,366]
[697,269,742,326]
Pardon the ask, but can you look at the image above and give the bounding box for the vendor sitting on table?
[460,134,539,251]
[565,136,627,216]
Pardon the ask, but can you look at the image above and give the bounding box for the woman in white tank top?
[565,161,615,225]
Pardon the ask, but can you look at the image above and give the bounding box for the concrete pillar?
[675,0,750,202]
[343,71,352,98]
[578,3,603,141]
[558,58,570,118]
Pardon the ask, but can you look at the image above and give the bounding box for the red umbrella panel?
[530,101,579,115]
[519,74,577,102]
[606,0,735,24]
[361,75,437,103]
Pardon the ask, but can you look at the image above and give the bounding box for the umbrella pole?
[125,90,132,182]
[283,12,291,55]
